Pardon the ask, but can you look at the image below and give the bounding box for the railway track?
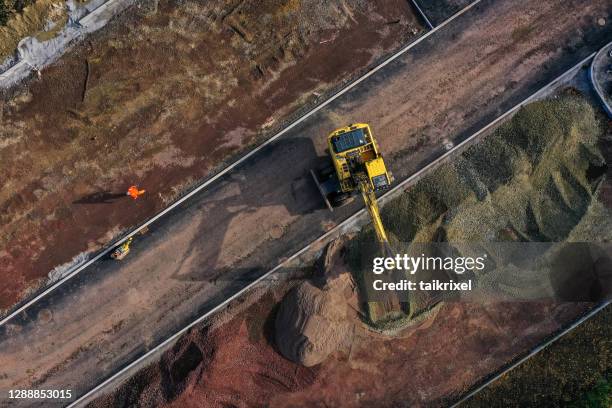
[451,301,611,406]
[68,49,601,408]
[0,0,483,329]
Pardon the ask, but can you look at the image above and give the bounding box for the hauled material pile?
[348,91,611,326]
[383,91,607,244]
[275,238,356,366]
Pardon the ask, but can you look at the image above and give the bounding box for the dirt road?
[0,0,611,406]
[0,0,423,309]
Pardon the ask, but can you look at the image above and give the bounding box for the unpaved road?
[1,0,611,406]
[0,0,423,308]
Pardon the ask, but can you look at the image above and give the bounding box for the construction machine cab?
[311,123,393,246]
[328,124,392,194]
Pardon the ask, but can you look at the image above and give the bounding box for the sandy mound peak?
[275,238,355,366]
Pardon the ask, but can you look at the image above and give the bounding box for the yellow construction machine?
[110,227,147,261]
[111,236,133,260]
[311,123,393,250]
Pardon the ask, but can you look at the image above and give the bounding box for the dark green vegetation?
[0,0,9,25]
[464,305,611,408]
[346,90,610,326]
[573,377,612,408]
[0,0,35,25]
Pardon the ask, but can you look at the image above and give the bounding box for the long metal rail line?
[589,41,612,117]
[67,49,598,408]
[451,301,611,407]
[0,0,483,329]
[409,0,435,29]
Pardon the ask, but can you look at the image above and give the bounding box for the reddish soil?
[1,1,609,404]
[0,0,423,310]
[88,291,320,408]
[89,282,591,408]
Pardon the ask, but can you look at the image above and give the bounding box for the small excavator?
[110,186,147,260]
[110,226,149,260]
[111,236,133,260]
[311,123,393,252]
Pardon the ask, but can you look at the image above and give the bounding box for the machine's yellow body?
[111,237,133,260]
[312,123,393,246]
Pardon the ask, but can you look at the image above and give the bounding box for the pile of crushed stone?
[348,91,611,324]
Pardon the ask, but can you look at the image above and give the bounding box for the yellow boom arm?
[320,124,393,254]
[360,182,388,245]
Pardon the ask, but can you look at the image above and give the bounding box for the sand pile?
[91,239,359,406]
[384,91,608,243]
[275,238,356,366]
[348,91,611,325]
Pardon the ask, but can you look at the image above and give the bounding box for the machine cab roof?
[330,126,369,153]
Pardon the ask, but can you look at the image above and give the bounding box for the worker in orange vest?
[127,185,145,200]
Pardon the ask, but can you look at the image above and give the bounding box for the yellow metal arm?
[360,187,388,245]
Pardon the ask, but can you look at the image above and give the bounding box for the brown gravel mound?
[275,239,356,366]
[275,281,352,366]
[91,295,320,408]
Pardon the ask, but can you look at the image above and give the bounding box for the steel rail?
[66,49,597,408]
[450,301,611,407]
[409,0,435,29]
[589,41,612,117]
[0,0,483,329]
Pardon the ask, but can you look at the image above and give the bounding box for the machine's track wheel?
[317,163,335,180]
[329,192,353,207]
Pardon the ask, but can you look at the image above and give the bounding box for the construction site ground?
[91,297,595,408]
[1,0,611,406]
[0,0,424,310]
[465,305,611,407]
[90,64,612,407]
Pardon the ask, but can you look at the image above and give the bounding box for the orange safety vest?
[127,186,145,199]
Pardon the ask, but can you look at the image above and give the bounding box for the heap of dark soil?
[90,294,319,408]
